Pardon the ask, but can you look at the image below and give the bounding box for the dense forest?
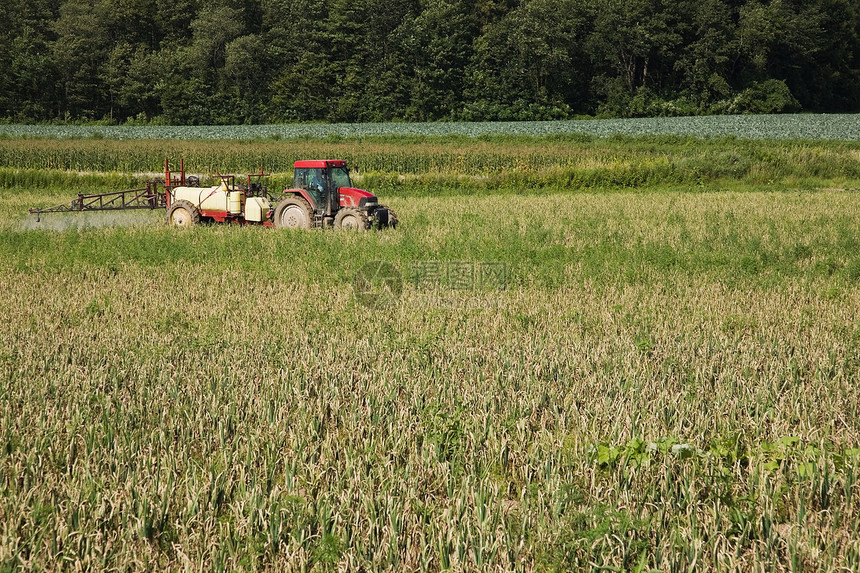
[1,0,859,124]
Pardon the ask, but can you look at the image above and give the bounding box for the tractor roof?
[294,160,347,169]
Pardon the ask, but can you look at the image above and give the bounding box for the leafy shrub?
[725,80,802,114]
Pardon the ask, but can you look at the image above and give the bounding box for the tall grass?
[2,189,860,570]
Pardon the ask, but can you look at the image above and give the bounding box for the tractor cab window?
[295,168,321,189]
[331,167,351,189]
[298,168,323,191]
[295,167,326,209]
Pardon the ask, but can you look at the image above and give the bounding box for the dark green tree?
[672,0,735,109]
[0,1,59,120]
[2,0,860,123]
[586,0,685,116]
[115,48,167,121]
[224,34,270,122]
[52,0,112,119]
[399,1,477,120]
[155,0,200,44]
[266,0,336,121]
[0,0,59,120]
[466,0,590,119]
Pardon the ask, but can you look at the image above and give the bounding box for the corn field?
[2,136,860,198]
[2,136,860,571]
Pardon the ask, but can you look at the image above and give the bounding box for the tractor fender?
[281,188,318,211]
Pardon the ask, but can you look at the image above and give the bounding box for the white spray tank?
[228,187,245,214]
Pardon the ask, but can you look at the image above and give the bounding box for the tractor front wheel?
[274,197,314,229]
[166,199,200,228]
[385,207,398,229]
[334,208,370,231]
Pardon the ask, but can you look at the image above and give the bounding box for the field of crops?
[3,135,860,202]
[2,133,860,571]
[1,114,859,141]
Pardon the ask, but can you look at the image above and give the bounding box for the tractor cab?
[293,160,351,216]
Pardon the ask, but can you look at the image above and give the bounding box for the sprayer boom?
[29,183,166,221]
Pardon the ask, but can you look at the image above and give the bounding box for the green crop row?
[1,114,859,140]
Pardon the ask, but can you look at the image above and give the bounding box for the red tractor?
[273,160,397,230]
[29,159,398,230]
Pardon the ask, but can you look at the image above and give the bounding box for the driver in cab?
[306,168,325,207]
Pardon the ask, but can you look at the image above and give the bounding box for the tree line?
[1,0,858,124]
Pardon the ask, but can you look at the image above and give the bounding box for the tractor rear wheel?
[166,199,200,227]
[334,208,370,231]
[274,197,313,229]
